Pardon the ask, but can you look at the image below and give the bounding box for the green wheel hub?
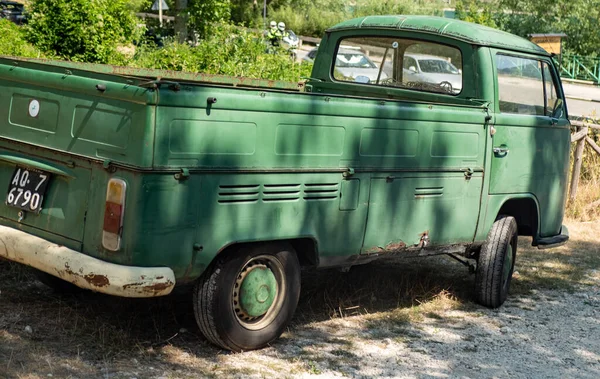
[232,255,286,330]
[239,266,277,318]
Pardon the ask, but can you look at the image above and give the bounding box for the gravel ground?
[1,221,600,378]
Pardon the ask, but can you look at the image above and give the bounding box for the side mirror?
[458,69,462,74]
[409,66,417,73]
[355,75,370,83]
[551,98,564,119]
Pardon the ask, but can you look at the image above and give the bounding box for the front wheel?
[193,243,301,351]
[475,215,518,308]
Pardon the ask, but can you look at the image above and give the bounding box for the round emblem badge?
[28,100,40,118]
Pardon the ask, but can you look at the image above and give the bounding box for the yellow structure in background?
[529,33,567,55]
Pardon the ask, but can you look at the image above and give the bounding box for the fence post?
[569,124,587,202]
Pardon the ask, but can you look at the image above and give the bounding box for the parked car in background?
[0,1,26,25]
[403,53,462,93]
[305,47,388,82]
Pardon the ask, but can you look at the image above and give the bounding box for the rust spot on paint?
[84,274,110,287]
[364,240,406,254]
[383,241,407,251]
[122,282,144,290]
[417,231,430,248]
[122,280,174,295]
[144,281,173,293]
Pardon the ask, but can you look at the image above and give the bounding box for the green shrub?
[268,0,446,37]
[0,19,43,58]
[26,0,140,63]
[131,24,312,81]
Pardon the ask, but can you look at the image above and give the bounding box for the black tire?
[34,270,83,294]
[193,242,301,352]
[475,215,518,308]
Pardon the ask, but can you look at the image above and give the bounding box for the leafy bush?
[131,24,312,81]
[0,19,43,58]
[268,0,446,37]
[188,0,232,39]
[26,0,140,63]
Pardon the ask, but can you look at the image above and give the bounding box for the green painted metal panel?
[359,128,418,157]
[9,94,59,133]
[0,60,156,168]
[329,16,548,56]
[363,174,483,249]
[340,179,360,211]
[0,143,91,242]
[169,120,257,155]
[275,124,345,156]
[72,106,132,149]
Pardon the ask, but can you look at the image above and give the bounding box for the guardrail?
[558,55,600,86]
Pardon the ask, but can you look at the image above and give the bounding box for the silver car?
[403,53,462,93]
[305,48,388,82]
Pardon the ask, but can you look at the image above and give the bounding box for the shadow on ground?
[1,224,599,378]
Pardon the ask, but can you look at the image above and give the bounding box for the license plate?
[6,166,51,213]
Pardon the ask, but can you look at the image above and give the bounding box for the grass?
[1,219,600,377]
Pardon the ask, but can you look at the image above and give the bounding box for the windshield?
[418,59,459,74]
[335,53,377,69]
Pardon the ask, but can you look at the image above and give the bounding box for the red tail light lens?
[102,178,126,251]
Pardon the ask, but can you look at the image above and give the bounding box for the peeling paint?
[364,240,406,254]
[84,274,110,287]
[0,225,176,298]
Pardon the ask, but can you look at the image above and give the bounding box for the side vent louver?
[262,184,301,202]
[303,183,339,201]
[218,182,340,204]
[218,184,260,204]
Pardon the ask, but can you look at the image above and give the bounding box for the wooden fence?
[570,120,600,201]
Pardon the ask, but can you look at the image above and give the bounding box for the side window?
[542,62,565,119]
[332,37,463,95]
[496,55,545,116]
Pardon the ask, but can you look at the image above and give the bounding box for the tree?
[455,0,497,28]
[26,0,139,63]
[175,0,189,43]
[187,0,232,39]
[494,0,600,56]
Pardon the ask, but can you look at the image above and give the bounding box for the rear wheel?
[475,215,518,308]
[193,242,301,351]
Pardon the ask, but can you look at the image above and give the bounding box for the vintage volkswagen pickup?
[0,15,570,351]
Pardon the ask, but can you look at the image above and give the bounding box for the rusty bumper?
[0,225,175,297]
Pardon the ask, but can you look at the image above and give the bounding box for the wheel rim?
[232,255,286,330]
[502,244,514,289]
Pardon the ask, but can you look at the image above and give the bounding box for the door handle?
[493,147,510,155]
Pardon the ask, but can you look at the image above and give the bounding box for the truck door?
[489,53,570,236]
[324,36,488,252]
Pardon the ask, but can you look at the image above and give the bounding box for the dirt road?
[1,221,599,378]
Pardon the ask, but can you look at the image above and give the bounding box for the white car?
[304,48,388,82]
[402,53,462,93]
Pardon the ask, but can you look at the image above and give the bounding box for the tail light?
[102,178,126,251]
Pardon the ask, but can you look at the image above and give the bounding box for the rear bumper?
[537,225,569,249]
[0,225,175,297]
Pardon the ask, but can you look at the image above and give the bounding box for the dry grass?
[566,179,600,221]
[1,219,599,377]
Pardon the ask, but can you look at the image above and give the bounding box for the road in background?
[563,82,600,118]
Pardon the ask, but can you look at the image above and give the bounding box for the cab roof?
[329,15,548,56]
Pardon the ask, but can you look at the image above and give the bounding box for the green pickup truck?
[0,15,570,351]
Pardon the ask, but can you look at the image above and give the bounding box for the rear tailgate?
[0,57,156,242]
